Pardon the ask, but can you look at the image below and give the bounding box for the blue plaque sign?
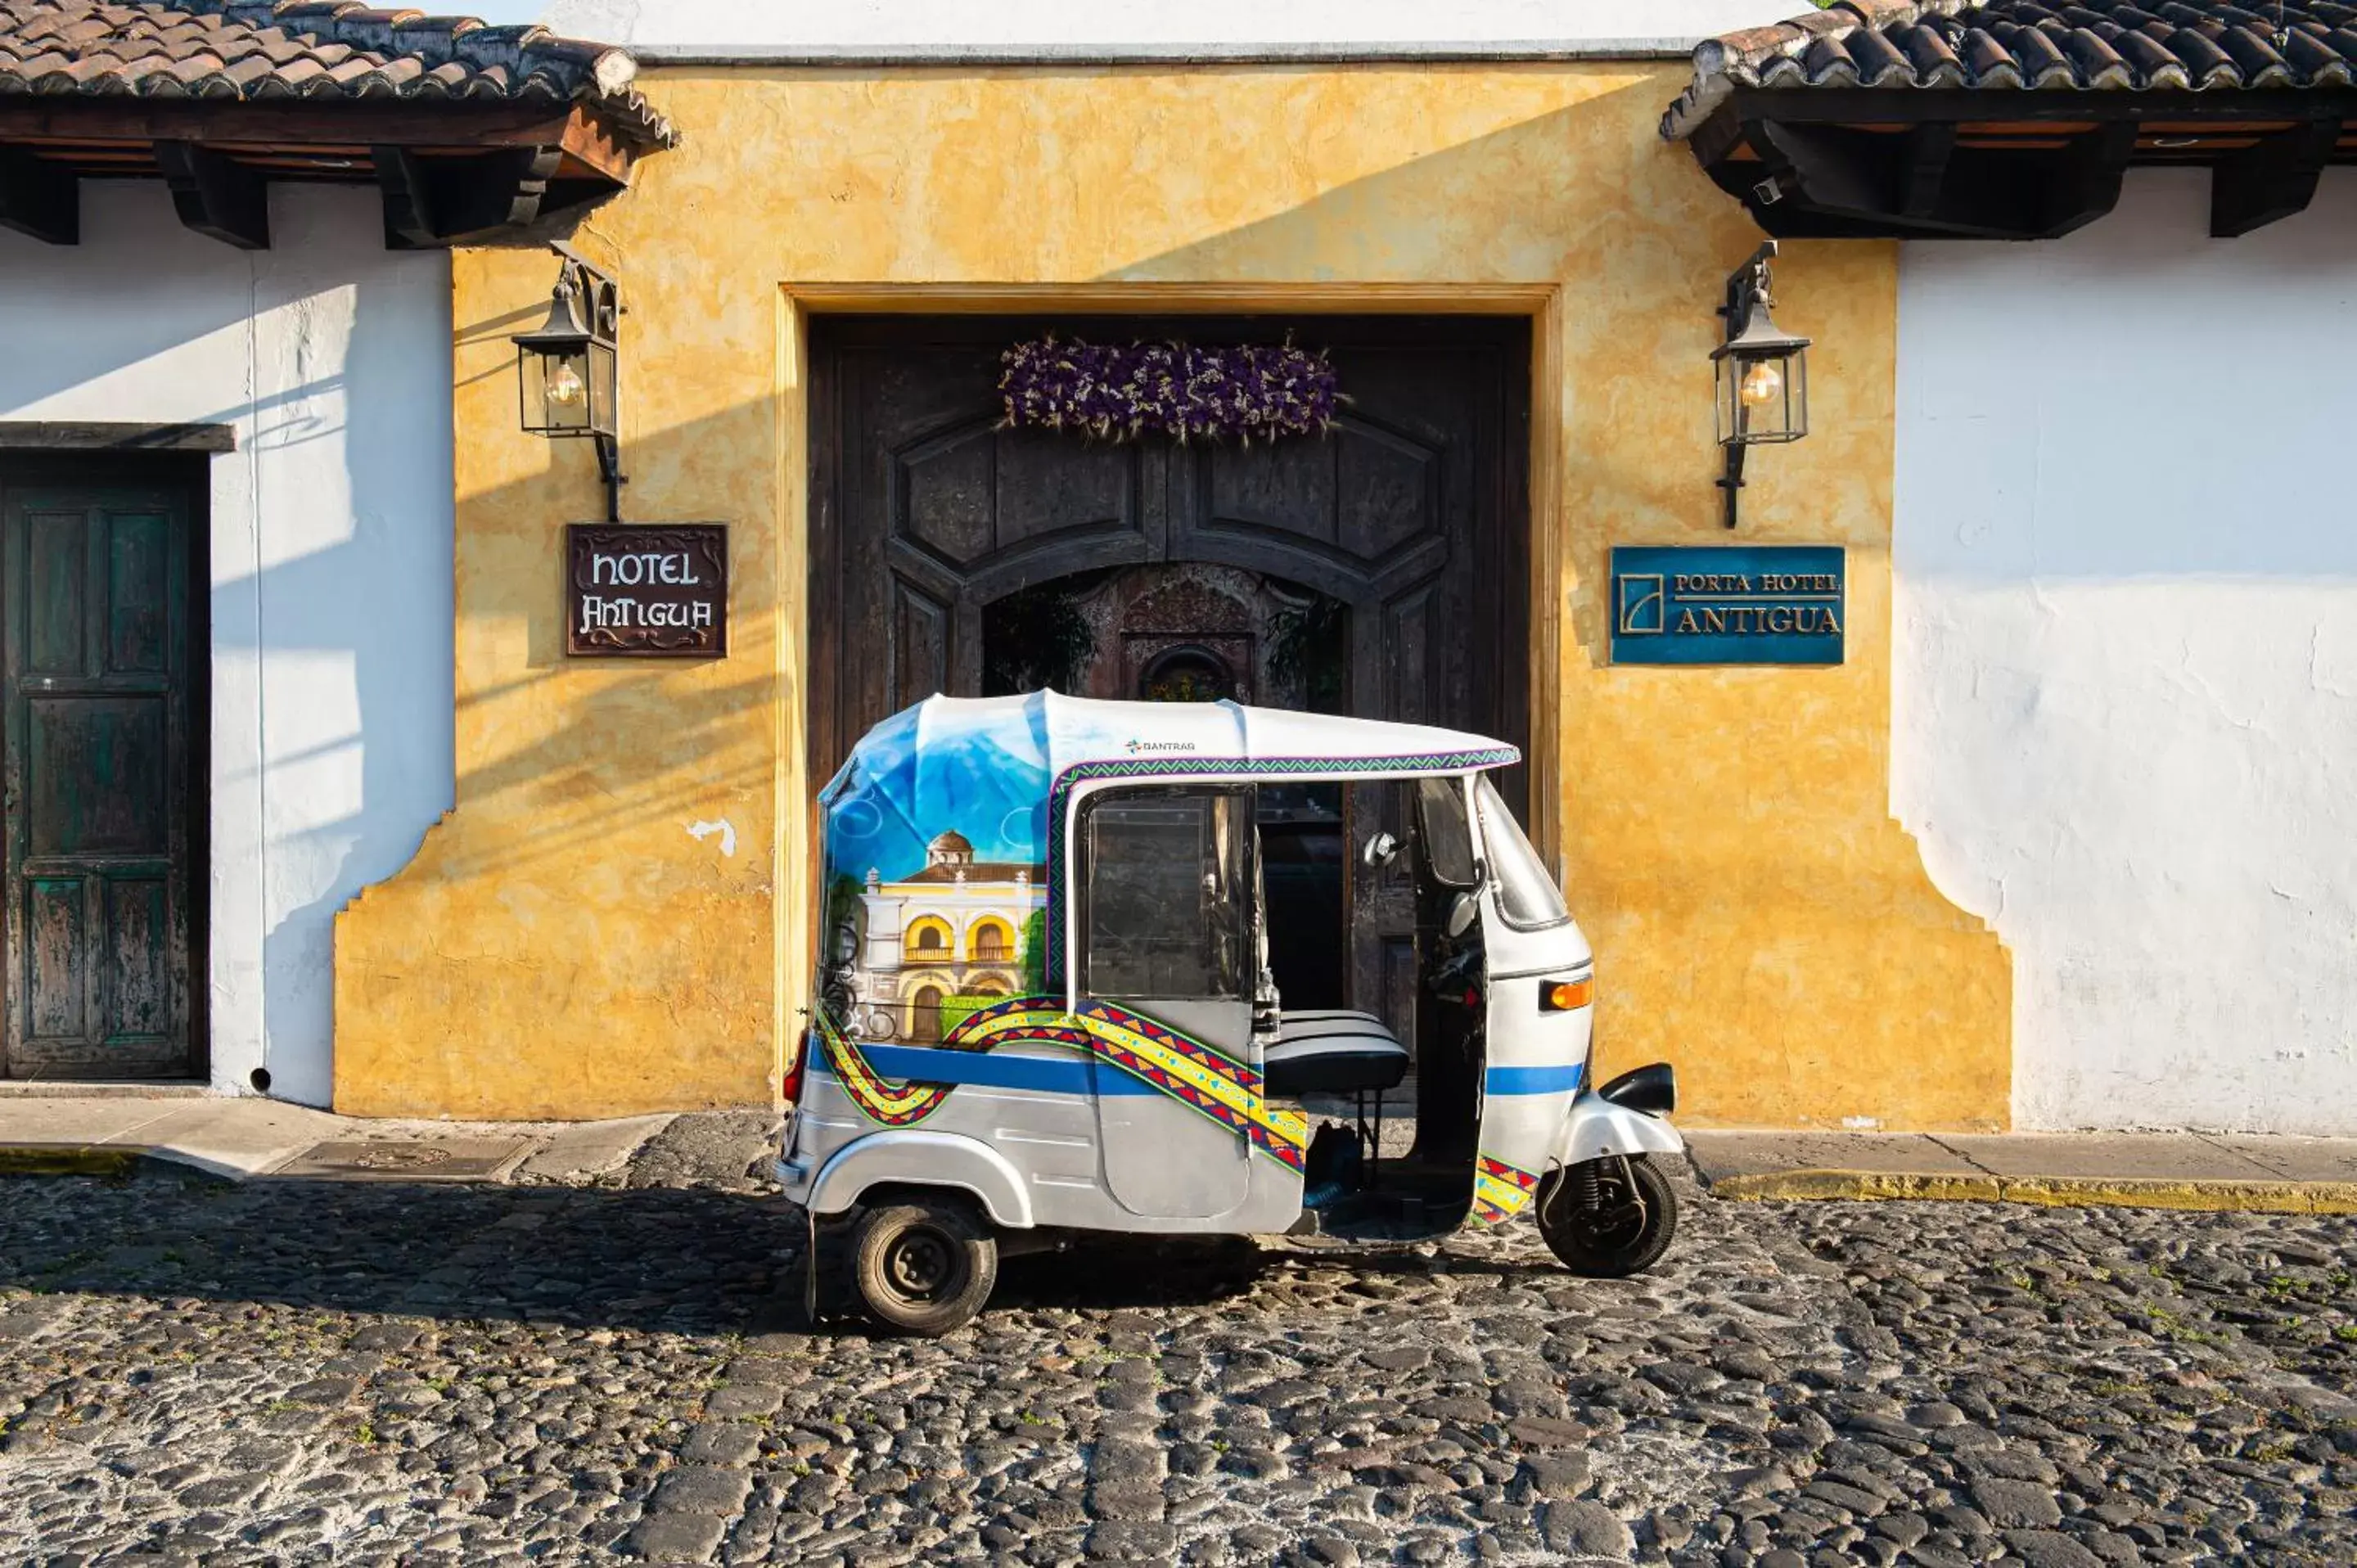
[1610,546,1845,666]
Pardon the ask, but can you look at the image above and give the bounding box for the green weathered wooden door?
[1,471,197,1080]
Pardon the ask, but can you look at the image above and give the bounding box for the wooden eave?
[1686,88,2357,241]
[0,99,655,250]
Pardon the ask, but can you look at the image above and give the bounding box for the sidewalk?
[1689,1129,2357,1214]
[0,1093,687,1185]
[7,1094,2357,1213]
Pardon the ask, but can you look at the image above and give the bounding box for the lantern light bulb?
[547,360,588,407]
[1738,359,1782,408]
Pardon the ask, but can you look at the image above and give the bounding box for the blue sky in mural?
[824,699,1057,884]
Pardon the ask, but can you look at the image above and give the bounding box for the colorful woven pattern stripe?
[1040,749,1521,982]
[813,1008,953,1126]
[1061,1001,1309,1173]
[1471,1156,1541,1227]
[814,995,1310,1170]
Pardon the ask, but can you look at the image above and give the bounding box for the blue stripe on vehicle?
[1486,1063,1584,1096]
[810,1045,1155,1095]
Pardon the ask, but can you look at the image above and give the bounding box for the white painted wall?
[1895,169,2357,1133]
[0,182,456,1106]
[542,0,1801,55]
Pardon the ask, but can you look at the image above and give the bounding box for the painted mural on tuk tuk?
[813,695,1314,1168]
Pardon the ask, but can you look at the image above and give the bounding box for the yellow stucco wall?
[333,61,2010,1128]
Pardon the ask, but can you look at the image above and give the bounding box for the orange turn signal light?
[1540,977,1593,1012]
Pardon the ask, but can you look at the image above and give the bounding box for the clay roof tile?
[0,0,676,146]
[1665,0,2357,137]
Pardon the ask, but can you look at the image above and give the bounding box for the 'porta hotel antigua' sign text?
[566,525,728,657]
[1610,545,1844,666]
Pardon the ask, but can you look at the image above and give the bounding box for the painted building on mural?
[9,0,2356,1137]
[854,832,1043,1044]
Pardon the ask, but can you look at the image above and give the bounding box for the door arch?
[907,985,944,1043]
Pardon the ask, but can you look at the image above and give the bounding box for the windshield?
[1474,777,1569,930]
[1415,777,1478,889]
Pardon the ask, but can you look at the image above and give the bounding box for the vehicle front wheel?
[1536,1155,1678,1277]
[846,1200,998,1336]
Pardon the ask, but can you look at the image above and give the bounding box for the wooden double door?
[809,315,1531,1039]
[0,461,203,1080]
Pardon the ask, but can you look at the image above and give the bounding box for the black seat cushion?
[1264,1010,1410,1097]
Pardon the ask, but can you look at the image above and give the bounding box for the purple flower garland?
[998,335,1341,444]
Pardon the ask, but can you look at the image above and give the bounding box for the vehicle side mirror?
[1446,890,1480,939]
[1361,831,1399,871]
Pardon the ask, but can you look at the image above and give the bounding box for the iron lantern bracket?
[1717,443,1748,532]
[1718,241,1779,343]
[593,430,625,525]
[1716,241,1778,530]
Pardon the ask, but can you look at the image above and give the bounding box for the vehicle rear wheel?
[846,1200,998,1336]
[1536,1155,1678,1277]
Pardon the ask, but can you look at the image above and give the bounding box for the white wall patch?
[1895,169,2357,1135]
[689,819,739,858]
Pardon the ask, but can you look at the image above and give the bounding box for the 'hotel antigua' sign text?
[1610,545,1845,666]
[566,524,728,657]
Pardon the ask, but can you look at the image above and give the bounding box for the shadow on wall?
[268,355,777,1111]
[1100,74,1762,659]
[327,302,788,1115]
[369,321,776,886]
[205,258,457,1109]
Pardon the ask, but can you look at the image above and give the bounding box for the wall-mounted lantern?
[512,245,625,523]
[1711,241,1809,529]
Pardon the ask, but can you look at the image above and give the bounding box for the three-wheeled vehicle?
[777,692,1683,1334]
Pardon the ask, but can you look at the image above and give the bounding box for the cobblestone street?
[2,1151,2353,1567]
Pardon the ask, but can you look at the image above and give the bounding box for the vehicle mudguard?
[805,1129,1036,1229]
[1555,1092,1686,1169]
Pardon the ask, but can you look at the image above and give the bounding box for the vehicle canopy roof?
[819,692,1518,896]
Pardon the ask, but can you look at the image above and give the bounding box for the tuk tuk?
[777,692,1683,1334]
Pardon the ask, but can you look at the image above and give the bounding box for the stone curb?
[0,1145,149,1178]
[1707,1167,2357,1214]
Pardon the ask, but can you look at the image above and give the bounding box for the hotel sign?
[1610,545,1844,666]
[566,524,728,657]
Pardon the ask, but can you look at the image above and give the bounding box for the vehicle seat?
[1264,1010,1410,1097]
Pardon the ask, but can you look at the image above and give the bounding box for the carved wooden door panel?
[812,328,1164,757]
[1,467,199,1080]
[1162,337,1517,1039]
[811,315,1530,1047]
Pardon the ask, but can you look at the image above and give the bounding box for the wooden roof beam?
[155,140,269,250]
[0,101,583,151]
[1737,117,2133,240]
[373,142,571,250]
[2211,119,2342,237]
[1724,86,2357,129]
[2040,121,2135,238]
[0,142,77,244]
[1748,119,2031,238]
[1900,123,1957,219]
